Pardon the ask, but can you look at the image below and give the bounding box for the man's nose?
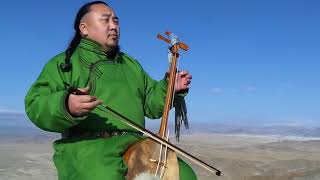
[109,20,118,30]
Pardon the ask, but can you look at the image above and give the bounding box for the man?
[25,1,196,179]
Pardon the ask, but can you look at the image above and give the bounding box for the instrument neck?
[158,45,180,138]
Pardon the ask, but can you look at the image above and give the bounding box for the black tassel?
[174,95,189,141]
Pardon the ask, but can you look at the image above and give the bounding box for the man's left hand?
[175,70,192,92]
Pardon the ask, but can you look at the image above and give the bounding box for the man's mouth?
[109,34,118,38]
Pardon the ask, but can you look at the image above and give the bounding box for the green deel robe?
[25,38,197,180]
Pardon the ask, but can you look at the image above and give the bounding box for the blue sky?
[0,0,319,126]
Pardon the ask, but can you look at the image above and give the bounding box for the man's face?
[80,4,120,52]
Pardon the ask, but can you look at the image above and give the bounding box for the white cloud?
[246,85,257,92]
[210,87,223,94]
[210,85,257,94]
[0,108,25,114]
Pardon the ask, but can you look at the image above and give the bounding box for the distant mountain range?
[183,123,320,137]
[1,112,320,138]
[146,120,320,138]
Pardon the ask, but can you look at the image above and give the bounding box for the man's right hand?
[67,87,103,116]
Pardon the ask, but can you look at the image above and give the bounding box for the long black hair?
[60,1,109,72]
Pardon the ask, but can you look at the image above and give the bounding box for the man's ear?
[79,22,88,36]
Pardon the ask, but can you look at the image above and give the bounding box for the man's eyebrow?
[101,14,111,18]
[101,14,118,19]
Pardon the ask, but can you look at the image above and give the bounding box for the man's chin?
[107,39,119,46]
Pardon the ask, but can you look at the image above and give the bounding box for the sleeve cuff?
[61,91,88,123]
